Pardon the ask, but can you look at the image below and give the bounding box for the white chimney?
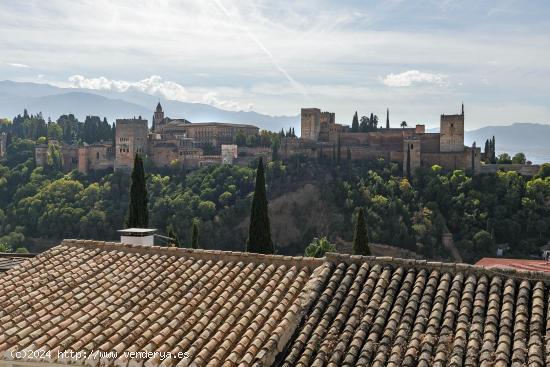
[118,228,157,246]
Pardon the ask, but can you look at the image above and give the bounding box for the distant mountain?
[0,80,299,132]
[465,123,550,164]
[429,123,550,164]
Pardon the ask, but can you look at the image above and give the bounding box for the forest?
[1,130,549,262]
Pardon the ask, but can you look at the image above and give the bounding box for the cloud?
[382,70,448,87]
[68,75,253,112]
[7,63,30,68]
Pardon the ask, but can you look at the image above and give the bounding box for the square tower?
[115,118,149,172]
[301,108,321,141]
[439,104,465,152]
[403,137,421,177]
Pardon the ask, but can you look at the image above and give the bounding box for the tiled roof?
[2,241,550,367]
[0,240,323,367]
[476,257,550,273]
[281,254,550,367]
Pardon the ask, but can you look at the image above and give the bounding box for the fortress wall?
[152,144,179,167]
[85,145,114,172]
[480,164,541,176]
[420,151,472,171]
[419,133,441,153]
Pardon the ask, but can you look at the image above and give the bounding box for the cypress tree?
[167,227,180,247]
[386,108,390,129]
[127,154,148,228]
[336,134,341,165]
[351,111,359,132]
[246,158,273,254]
[406,144,411,181]
[491,136,496,163]
[353,207,370,255]
[191,221,199,249]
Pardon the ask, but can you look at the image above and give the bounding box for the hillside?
[0,80,299,131]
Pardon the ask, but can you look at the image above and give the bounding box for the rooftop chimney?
[118,228,157,246]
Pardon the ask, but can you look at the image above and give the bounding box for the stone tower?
[115,117,149,172]
[403,137,421,177]
[439,103,465,152]
[152,102,164,133]
[301,108,321,141]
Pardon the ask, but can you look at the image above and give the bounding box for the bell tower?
[153,102,164,132]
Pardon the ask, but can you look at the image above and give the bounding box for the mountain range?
[1,80,548,163]
[0,80,299,132]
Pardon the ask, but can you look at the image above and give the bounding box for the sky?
[1,0,550,129]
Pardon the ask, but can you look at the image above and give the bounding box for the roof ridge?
[58,241,550,284]
[61,239,324,269]
[324,252,550,285]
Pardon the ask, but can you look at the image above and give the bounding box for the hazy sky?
[1,0,549,128]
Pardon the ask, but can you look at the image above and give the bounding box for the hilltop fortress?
[281,104,482,176]
[35,103,263,173]
[32,102,540,177]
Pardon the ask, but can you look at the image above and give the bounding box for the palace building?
[35,103,261,173]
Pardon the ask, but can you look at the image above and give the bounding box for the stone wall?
[35,144,48,167]
[82,144,115,172]
[479,164,541,176]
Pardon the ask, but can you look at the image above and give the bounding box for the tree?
[512,152,526,164]
[336,134,341,165]
[167,227,181,247]
[47,122,63,140]
[386,108,390,129]
[127,154,149,228]
[235,130,247,146]
[246,157,273,254]
[406,144,411,181]
[535,163,550,179]
[351,111,359,132]
[400,121,408,128]
[353,207,370,255]
[191,220,199,249]
[497,153,512,164]
[359,116,368,132]
[473,230,495,258]
[305,237,336,258]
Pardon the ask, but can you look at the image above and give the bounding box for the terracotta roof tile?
[3,242,550,366]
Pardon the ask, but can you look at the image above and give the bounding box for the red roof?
[476,257,550,273]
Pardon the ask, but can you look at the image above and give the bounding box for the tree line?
[0,110,114,145]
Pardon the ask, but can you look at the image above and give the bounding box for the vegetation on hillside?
[0,124,549,262]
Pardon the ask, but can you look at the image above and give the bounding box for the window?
[96,152,100,160]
